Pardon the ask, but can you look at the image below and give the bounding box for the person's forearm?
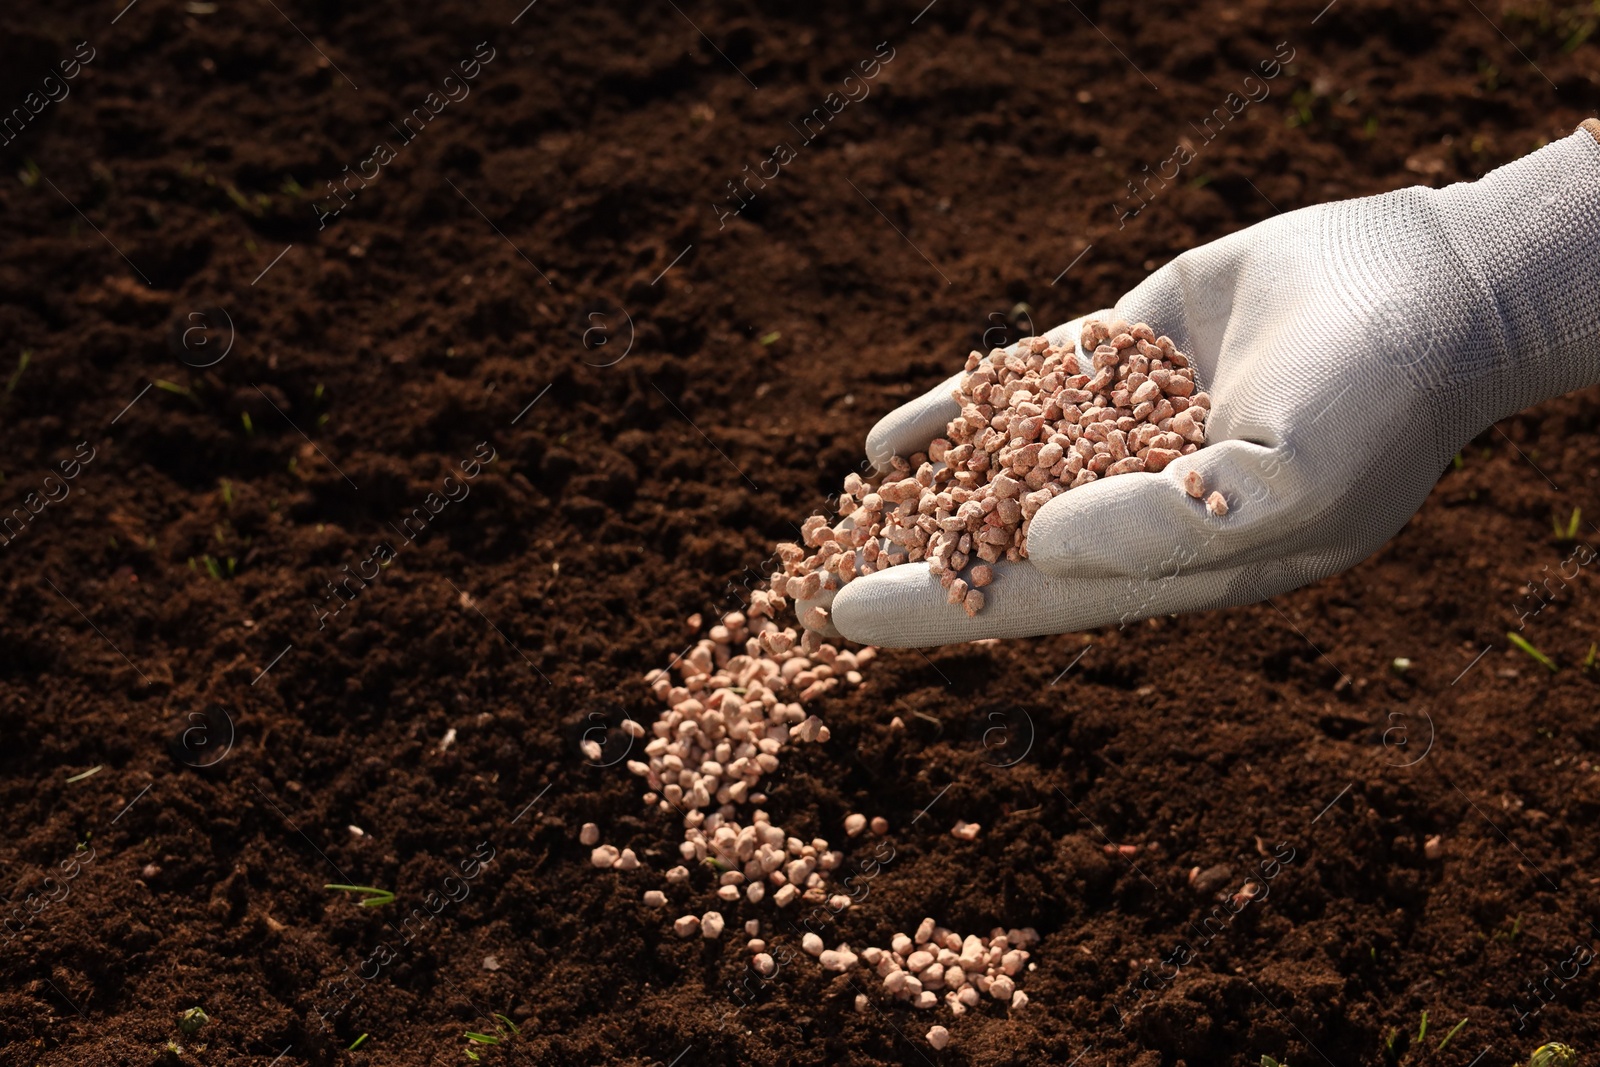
[1432,123,1600,421]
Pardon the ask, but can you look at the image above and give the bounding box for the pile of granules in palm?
[783,317,1215,627]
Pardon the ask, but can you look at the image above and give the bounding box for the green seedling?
[155,379,197,403]
[1287,87,1319,128]
[1415,1010,1428,1044]
[178,1007,209,1035]
[7,350,30,393]
[1553,506,1582,541]
[241,412,255,436]
[464,1014,519,1061]
[66,765,103,783]
[1529,1043,1577,1067]
[1507,632,1558,673]
[220,480,233,508]
[1391,657,1412,674]
[325,884,396,907]
[1261,1057,1292,1067]
[222,181,263,217]
[1492,915,1524,943]
[1452,451,1464,470]
[348,1033,369,1051]
[758,331,781,346]
[1437,1016,1468,1052]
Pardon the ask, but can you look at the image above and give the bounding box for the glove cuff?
[1432,128,1600,419]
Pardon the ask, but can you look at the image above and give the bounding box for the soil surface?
[3,0,1600,1065]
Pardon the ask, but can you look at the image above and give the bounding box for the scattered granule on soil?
[777,318,1209,631]
[866,921,1039,1016]
[625,612,1046,998]
[586,596,1055,1048]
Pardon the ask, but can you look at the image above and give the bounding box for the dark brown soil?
[3,1,1600,1065]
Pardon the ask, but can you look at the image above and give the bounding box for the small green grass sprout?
[1553,506,1581,541]
[1436,1016,1468,1052]
[463,1013,519,1060]
[325,884,395,907]
[155,379,197,402]
[1506,632,1558,673]
[7,350,30,394]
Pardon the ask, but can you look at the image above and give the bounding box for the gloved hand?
[820,122,1600,648]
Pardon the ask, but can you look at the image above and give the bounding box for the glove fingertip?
[827,580,893,646]
[862,372,965,475]
[1023,473,1173,577]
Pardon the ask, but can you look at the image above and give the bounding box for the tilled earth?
[2,0,1600,1065]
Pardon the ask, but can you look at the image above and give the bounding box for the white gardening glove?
[822,122,1600,648]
